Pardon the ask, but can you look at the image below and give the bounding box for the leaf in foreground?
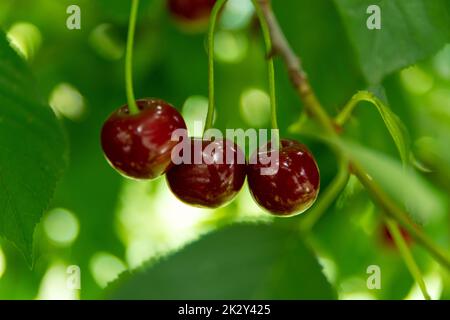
[108,224,336,299]
[0,32,67,264]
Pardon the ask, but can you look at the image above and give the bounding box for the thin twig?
[300,155,350,232]
[355,163,450,270]
[384,217,431,300]
[257,0,336,134]
[257,0,307,94]
[255,0,450,271]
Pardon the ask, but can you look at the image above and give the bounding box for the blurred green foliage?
[0,0,449,300]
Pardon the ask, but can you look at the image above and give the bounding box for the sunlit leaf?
[0,32,67,264]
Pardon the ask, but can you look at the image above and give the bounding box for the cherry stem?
[205,0,280,147]
[384,217,431,300]
[204,0,227,133]
[252,0,279,145]
[300,155,350,233]
[335,91,378,126]
[257,0,450,271]
[337,91,450,270]
[125,0,140,115]
[355,163,450,270]
[255,0,336,135]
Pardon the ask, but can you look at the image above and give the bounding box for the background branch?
[257,0,336,134]
[255,0,450,271]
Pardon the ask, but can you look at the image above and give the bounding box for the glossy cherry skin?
[101,99,187,180]
[166,138,246,208]
[247,139,320,216]
[168,0,215,22]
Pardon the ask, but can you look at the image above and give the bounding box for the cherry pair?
[101,99,245,209]
[101,99,320,216]
[168,137,320,216]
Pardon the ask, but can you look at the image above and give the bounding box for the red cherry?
[166,138,246,208]
[247,139,320,216]
[381,223,412,248]
[101,99,187,180]
[168,0,215,22]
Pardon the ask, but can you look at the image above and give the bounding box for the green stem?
[354,162,450,270]
[252,0,278,133]
[125,0,140,115]
[384,217,431,300]
[335,91,448,272]
[255,0,450,272]
[255,0,336,136]
[335,91,374,126]
[336,90,409,164]
[336,90,398,127]
[300,156,350,232]
[204,0,227,132]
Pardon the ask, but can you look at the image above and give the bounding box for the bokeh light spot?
[153,181,210,240]
[89,24,125,61]
[7,22,42,60]
[43,208,79,247]
[116,179,211,269]
[234,181,273,223]
[49,83,86,120]
[0,246,6,279]
[240,88,271,127]
[37,262,79,300]
[318,256,337,285]
[126,239,157,269]
[406,270,442,300]
[214,31,248,63]
[89,252,127,288]
[339,277,376,300]
[182,95,213,137]
[220,0,254,30]
[400,66,434,95]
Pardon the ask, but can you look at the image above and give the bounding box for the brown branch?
[257,0,336,134]
[258,0,308,95]
[257,0,450,270]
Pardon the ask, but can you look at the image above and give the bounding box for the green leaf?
[334,0,450,84]
[273,0,365,112]
[108,224,336,299]
[0,32,67,264]
[315,176,419,300]
[336,90,411,165]
[340,141,446,222]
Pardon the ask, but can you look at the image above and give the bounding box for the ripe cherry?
[168,0,216,27]
[247,139,320,216]
[101,99,187,180]
[381,223,412,248]
[166,138,246,208]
